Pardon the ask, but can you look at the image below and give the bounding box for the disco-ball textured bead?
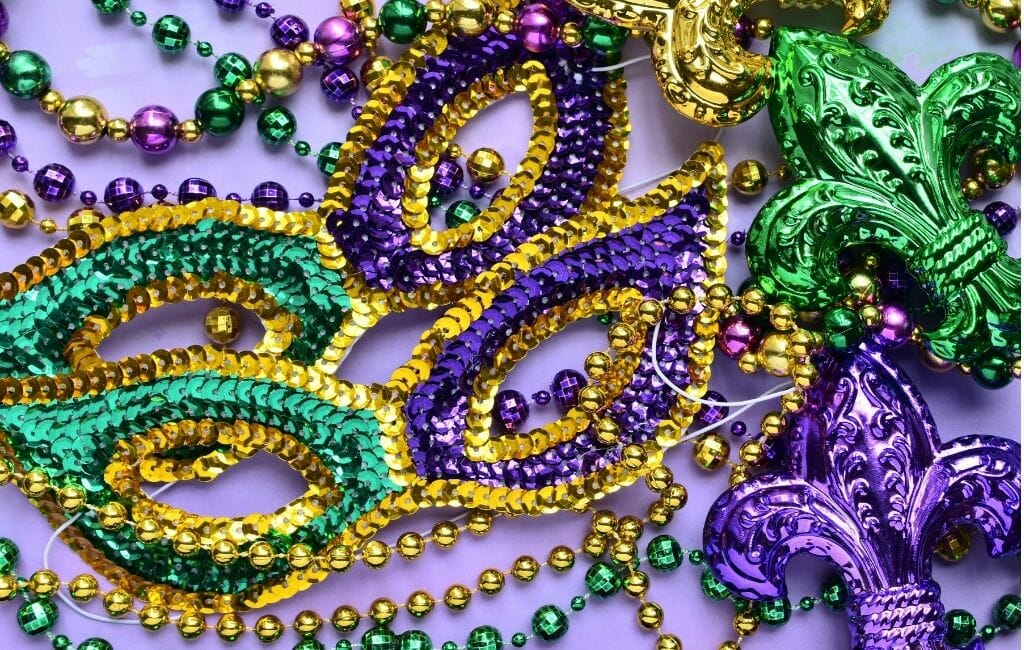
[214,53,252,88]
[152,15,191,52]
[33,163,75,202]
[214,0,246,12]
[321,66,360,104]
[586,562,622,598]
[647,535,684,572]
[466,625,502,650]
[257,106,298,145]
[0,537,19,573]
[697,390,729,427]
[494,390,529,433]
[0,189,34,229]
[444,200,479,229]
[272,14,310,49]
[104,177,145,213]
[17,598,59,635]
[362,626,399,650]
[550,369,587,409]
[431,158,464,197]
[984,200,1019,236]
[177,177,217,203]
[0,118,15,153]
[531,605,569,641]
[251,181,289,210]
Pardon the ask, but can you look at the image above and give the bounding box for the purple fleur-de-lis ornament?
[704,344,1020,649]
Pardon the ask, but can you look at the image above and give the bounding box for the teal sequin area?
[0,371,398,593]
[0,218,350,376]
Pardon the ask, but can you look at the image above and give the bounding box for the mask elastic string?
[592,54,652,72]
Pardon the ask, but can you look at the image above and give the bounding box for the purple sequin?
[251,181,289,211]
[104,177,144,213]
[271,14,308,49]
[177,177,217,204]
[550,369,587,409]
[494,390,530,433]
[33,163,75,202]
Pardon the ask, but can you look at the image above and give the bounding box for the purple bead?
[129,105,178,155]
[255,2,275,18]
[314,16,362,66]
[0,2,8,37]
[729,230,746,247]
[1014,41,1021,70]
[983,200,1018,236]
[177,177,217,204]
[151,184,169,201]
[11,155,27,172]
[517,3,559,54]
[697,390,729,426]
[872,303,914,349]
[494,390,530,433]
[321,66,359,104]
[80,190,97,206]
[468,184,486,199]
[251,181,289,211]
[431,158,464,197]
[103,177,144,213]
[730,421,747,437]
[550,369,587,409]
[718,315,761,359]
[0,118,16,153]
[734,15,753,50]
[350,105,363,119]
[271,14,308,49]
[226,192,242,202]
[879,266,911,294]
[298,192,316,207]
[214,0,246,13]
[531,390,551,406]
[33,163,75,202]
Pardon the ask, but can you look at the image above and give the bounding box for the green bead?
[441,643,458,650]
[17,598,59,635]
[995,594,1021,629]
[798,597,816,611]
[596,313,614,325]
[257,106,298,145]
[980,625,997,641]
[77,639,113,650]
[510,633,527,648]
[688,550,705,565]
[152,15,191,52]
[0,51,51,100]
[294,641,326,650]
[581,17,628,55]
[823,306,862,351]
[379,0,427,44]
[196,41,214,58]
[215,53,252,87]
[51,634,71,649]
[820,576,847,611]
[445,200,479,229]
[363,626,399,650]
[195,88,246,136]
[646,534,684,572]
[758,598,791,626]
[944,609,976,647]
[428,193,443,209]
[92,0,130,14]
[130,10,147,25]
[531,604,569,641]
[971,349,1015,389]
[317,142,343,176]
[335,642,353,650]
[294,140,311,157]
[571,596,587,612]
[466,625,502,650]
[733,598,752,613]
[700,568,731,601]
[585,562,622,599]
[400,630,433,650]
[0,537,19,573]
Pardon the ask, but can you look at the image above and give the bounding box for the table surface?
[0,2,1018,649]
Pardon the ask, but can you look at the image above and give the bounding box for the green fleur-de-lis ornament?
[746,28,1021,386]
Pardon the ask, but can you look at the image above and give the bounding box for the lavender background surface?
[0,2,1018,648]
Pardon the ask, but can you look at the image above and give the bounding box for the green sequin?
[466,625,501,650]
[585,562,622,598]
[646,534,683,572]
[531,604,568,641]
[17,598,59,635]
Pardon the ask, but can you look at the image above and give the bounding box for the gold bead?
[447,0,491,35]
[216,613,245,641]
[919,346,956,373]
[637,602,664,629]
[57,96,108,144]
[494,9,516,33]
[56,484,86,511]
[369,598,398,625]
[254,48,304,97]
[0,575,17,601]
[39,89,65,114]
[780,389,805,412]
[548,545,575,572]
[103,588,134,617]
[361,56,393,93]
[583,532,607,557]
[478,568,505,594]
[69,574,99,601]
[859,304,881,328]
[235,78,262,103]
[847,273,876,302]
[706,284,733,310]
[397,532,425,559]
[295,41,319,66]
[431,520,460,549]
[255,614,285,642]
[595,418,620,445]
[0,459,12,486]
[360,16,380,42]
[105,118,130,143]
[140,603,169,630]
[177,610,206,639]
[769,303,796,331]
[331,605,360,631]
[981,0,1019,32]
[608,322,636,349]
[791,362,819,389]
[176,118,203,143]
[585,352,612,378]
[757,333,791,377]
[661,483,688,510]
[204,305,242,345]
[211,539,238,565]
[622,443,647,470]
[68,207,104,230]
[340,0,375,20]
[638,299,665,325]
[648,501,673,526]
[739,440,766,465]
[406,591,434,618]
[287,543,313,569]
[248,540,276,568]
[591,510,618,536]
[731,159,769,195]
[363,539,391,569]
[737,351,758,374]
[668,286,696,312]
[645,465,673,492]
[38,218,58,234]
[466,510,494,535]
[577,386,605,413]
[22,468,49,498]
[512,555,540,581]
[624,571,649,598]
[657,634,683,650]
[752,16,774,39]
[425,0,445,22]
[740,287,766,315]
[28,569,59,595]
[719,642,741,650]
[618,515,644,542]
[611,540,637,564]
[935,525,972,562]
[760,412,785,439]
[172,529,200,556]
[729,464,751,487]
[444,584,472,609]
[466,147,504,183]
[0,43,10,65]
[97,501,127,529]
[693,433,730,471]
[0,189,34,229]
[560,21,581,46]
[961,176,984,200]
[734,609,759,635]
[788,328,816,358]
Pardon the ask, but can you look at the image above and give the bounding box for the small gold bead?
[446,143,463,159]
[56,484,86,511]
[361,56,393,93]
[608,322,636,349]
[68,207,105,230]
[21,468,49,498]
[734,609,760,635]
[757,333,791,377]
[248,540,276,568]
[255,614,285,642]
[466,510,494,535]
[645,465,673,492]
[431,520,460,549]
[444,584,472,610]
[57,96,109,144]
[592,510,618,536]
[172,529,200,556]
[425,0,445,22]
[648,501,673,526]
[176,118,203,143]
[139,603,169,630]
[769,303,796,331]
[177,610,206,639]
[780,389,805,412]
[637,602,664,629]
[447,0,492,36]
[478,568,505,594]
[737,351,758,374]
[359,16,379,42]
[39,89,65,114]
[0,575,17,601]
[466,147,504,184]
[752,16,774,39]
[331,605,360,632]
[706,284,733,310]
[560,21,581,46]
[97,501,127,529]
[326,544,353,571]
[105,118,130,143]
[693,433,730,471]
[254,48,304,97]
[512,555,540,581]
[103,588,134,617]
[585,352,612,378]
[69,574,99,601]
[340,0,375,20]
[657,633,683,650]
[622,443,647,470]
[611,540,637,565]
[577,385,605,413]
[739,440,766,465]
[731,159,769,195]
[0,460,11,486]
[204,305,242,345]
[583,532,607,557]
[668,286,696,312]
[235,78,262,103]
[211,539,238,566]
[847,273,876,303]
[0,43,9,64]
[369,598,398,625]
[617,515,644,542]
[935,525,972,562]
[962,176,985,200]
[740,288,766,315]
[295,41,319,66]
[729,464,751,487]
[548,545,575,572]
[760,412,786,439]
[638,299,665,325]
[135,517,163,543]
[719,642,742,650]
[28,570,59,595]
[38,218,58,234]
[661,483,688,510]
[595,418,620,445]
[397,532,426,559]
[624,571,649,599]
[287,543,314,569]
[494,9,516,33]
[859,304,881,328]
[791,361,819,388]
[406,591,434,618]
[216,613,246,642]
[363,539,391,569]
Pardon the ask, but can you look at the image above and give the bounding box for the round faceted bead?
[570,596,586,611]
[28,570,59,595]
[178,177,216,203]
[980,625,997,641]
[701,568,731,600]
[820,575,847,611]
[1,50,51,99]
[995,594,1021,629]
[0,189,34,229]
[272,15,309,49]
[297,190,315,205]
[646,534,684,572]
[467,625,502,650]
[581,16,628,54]
[139,603,169,630]
[336,642,354,650]
[532,604,569,641]
[52,635,71,650]
[251,181,289,210]
[294,610,324,637]
[399,630,432,650]
[317,141,343,175]
[517,3,559,53]
[550,369,587,408]
[321,66,359,104]
[34,163,76,202]
[432,520,460,549]
[104,177,144,213]
[432,158,464,197]
[799,597,816,611]
[195,88,245,135]
[731,159,769,195]
[363,626,399,650]
[0,575,16,600]
[984,200,1019,236]
[466,147,504,183]
[398,532,426,559]
[935,525,972,562]
[216,613,246,641]
[369,599,398,625]
[315,16,363,65]
[130,104,178,154]
[380,0,427,43]
[448,0,491,36]
[215,53,252,87]
[824,307,863,350]
[758,597,791,625]
[511,633,528,648]
[17,598,59,635]
[364,540,392,568]
[944,609,976,647]
[257,106,297,145]
[493,389,529,432]
[0,119,15,153]
[69,574,99,601]
[295,641,326,650]
[331,605,360,632]
[0,538,18,573]
[152,15,191,52]
[57,96,107,144]
[441,644,457,650]
[130,10,146,25]
[11,155,28,172]
[93,0,130,13]
[693,433,730,470]
[255,48,304,96]
[585,562,622,598]
[195,41,214,57]
[444,200,480,229]
[718,315,762,359]
[177,610,206,638]
[77,639,113,650]
[656,634,682,650]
